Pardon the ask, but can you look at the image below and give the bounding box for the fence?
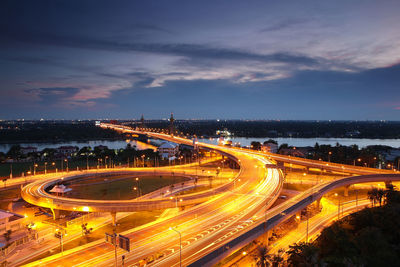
[0,231,37,259]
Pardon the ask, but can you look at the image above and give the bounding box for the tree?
[367,188,379,207]
[6,145,21,159]
[278,144,289,151]
[253,245,268,267]
[376,188,385,206]
[251,141,262,151]
[81,223,93,237]
[367,188,385,207]
[264,139,277,145]
[268,249,284,267]
[287,242,320,267]
[384,184,400,205]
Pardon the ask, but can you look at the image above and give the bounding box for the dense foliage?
[0,121,124,142]
[286,188,400,267]
[171,120,400,138]
[2,120,400,142]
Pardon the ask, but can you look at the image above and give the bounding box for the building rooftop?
[159,142,178,149]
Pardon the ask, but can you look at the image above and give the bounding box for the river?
[0,137,399,153]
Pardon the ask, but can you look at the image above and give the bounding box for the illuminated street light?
[55,228,67,255]
[64,159,69,172]
[34,163,38,175]
[135,177,141,196]
[170,227,182,267]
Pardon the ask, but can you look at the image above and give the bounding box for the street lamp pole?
[136,177,141,197]
[306,210,309,243]
[170,227,182,267]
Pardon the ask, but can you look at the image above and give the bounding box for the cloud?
[1,29,320,67]
[260,18,309,32]
[128,23,174,34]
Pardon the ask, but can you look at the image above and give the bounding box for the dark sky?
[1,0,400,120]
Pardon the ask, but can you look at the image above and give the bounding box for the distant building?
[262,142,278,153]
[279,147,306,158]
[0,210,24,234]
[56,146,78,157]
[168,113,177,135]
[20,147,37,155]
[217,137,225,145]
[158,142,179,159]
[224,140,233,147]
[216,128,232,137]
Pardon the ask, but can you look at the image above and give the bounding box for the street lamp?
[44,162,48,174]
[55,228,67,255]
[133,187,139,198]
[66,159,69,172]
[34,163,38,175]
[135,177,141,196]
[170,227,182,267]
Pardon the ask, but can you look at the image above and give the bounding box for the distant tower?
[140,114,145,129]
[169,112,176,135]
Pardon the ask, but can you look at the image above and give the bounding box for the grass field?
[64,175,190,200]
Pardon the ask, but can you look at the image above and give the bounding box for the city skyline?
[1,1,400,120]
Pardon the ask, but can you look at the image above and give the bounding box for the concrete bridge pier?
[51,208,60,220]
[315,197,322,210]
[264,229,271,246]
[343,186,349,197]
[111,212,117,226]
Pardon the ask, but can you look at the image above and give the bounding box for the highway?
[23,123,283,266]
[21,123,400,266]
[21,166,239,213]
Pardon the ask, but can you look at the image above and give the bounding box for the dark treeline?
[133,120,400,139]
[2,120,400,143]
[285,186,400,266]
[0,121,124,143]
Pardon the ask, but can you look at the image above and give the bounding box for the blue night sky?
[1,0,400,120]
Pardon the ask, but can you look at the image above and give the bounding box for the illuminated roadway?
[23,123,399,267]
[23,123,284,267]
[21,166,239,213]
